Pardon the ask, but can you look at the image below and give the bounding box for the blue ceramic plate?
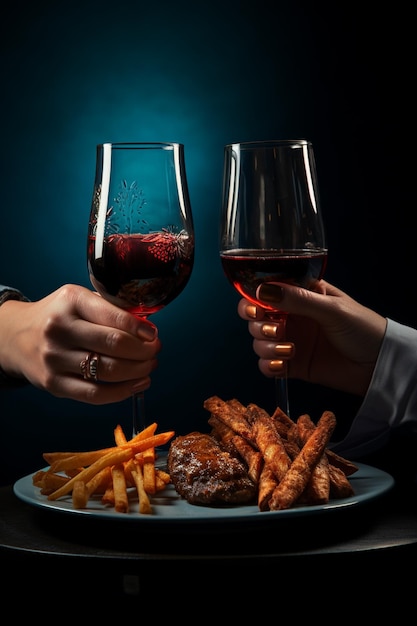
[13,459,394,525]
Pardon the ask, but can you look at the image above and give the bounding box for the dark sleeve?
[0,285,31,387]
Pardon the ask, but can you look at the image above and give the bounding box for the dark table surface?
[2,474,416,611]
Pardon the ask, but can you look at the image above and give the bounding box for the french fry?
[72,479,89,509]
[86,466,113,496]
[114,424,128,446]
[131,462,152,514]
[33,470,70,495]
[142,447,156,495]
[46,449,114,472]
[155,469,171,492]
[112,463,130,513]
[155,468,171,484]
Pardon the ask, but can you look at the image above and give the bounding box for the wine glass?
[87,142,194,435]
[219,139,327,417]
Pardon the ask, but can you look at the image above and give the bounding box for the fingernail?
[274,343,295,358]
[245,304,258,319]
[137,322,157,342]
[258,284,284,304]
[261,323,280,338]
[268,359,286,373]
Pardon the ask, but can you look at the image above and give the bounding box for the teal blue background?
[1,0,413,482]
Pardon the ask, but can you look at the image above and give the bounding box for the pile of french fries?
[32,422,175,514]
[204,396,359,511]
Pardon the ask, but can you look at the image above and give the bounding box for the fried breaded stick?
[296,413,331,504]
[203,396,254,441]
[325,448,359,476]
[208,414,238,452]
[248,404,292,481]
[269,411,337,510]
[231,435,263,485]
[328,464,355,498]
[257,463,278,511]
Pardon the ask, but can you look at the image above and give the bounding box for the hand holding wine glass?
[87,142,194,435]
[219,139,327,416]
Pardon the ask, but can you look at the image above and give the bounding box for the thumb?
[256,280,346,322]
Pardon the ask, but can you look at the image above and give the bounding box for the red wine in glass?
[220,249,327,310]
[88,231,194,317]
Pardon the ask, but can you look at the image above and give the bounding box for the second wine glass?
[219,139,327,417]
[87,142,194,435]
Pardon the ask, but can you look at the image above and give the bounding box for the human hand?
[237,280,387,396]
[0,284,161,404]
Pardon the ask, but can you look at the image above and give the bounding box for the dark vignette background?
[1,0,414,484]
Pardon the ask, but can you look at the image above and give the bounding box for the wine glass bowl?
[87,142,194,434]
[220,139,327,415]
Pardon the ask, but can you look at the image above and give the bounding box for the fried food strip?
[328,464,355,498]
[295,413,316,443]
[270,405,295,432]
[283,439,301,460]
[226,398,248,414]
[33,470,70,495]
[72,479,89,509]
[45,448,115,471]
[142,447,156,495]
[114,423,128,445]
[101,484,115,506]
[209,409,262,482]
[269,411,337,510]
[326,448,359,476]
[47,431,174,501]
[208,414,237,451]
[231,435,263,485]
[248,404,291,481]
[44,422,159,471]
[257,463,278,511]
[295,413,331,504]
[300,453,330,505]
[155,468,171,491]
[112,463,130,513]
[203,396,253,441]
[131,462,152,514]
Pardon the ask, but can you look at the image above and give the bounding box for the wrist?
[0,287,31,387]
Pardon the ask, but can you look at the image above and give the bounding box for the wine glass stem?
[267,312,290,416]
[275,371,290,417]
[132,391,145,437]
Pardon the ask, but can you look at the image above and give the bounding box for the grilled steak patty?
[167,432,256,506]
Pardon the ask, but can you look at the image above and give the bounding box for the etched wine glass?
[219,139,327,416]
[87,142,194,435]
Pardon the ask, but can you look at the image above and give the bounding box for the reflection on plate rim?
[13,461,394,525]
